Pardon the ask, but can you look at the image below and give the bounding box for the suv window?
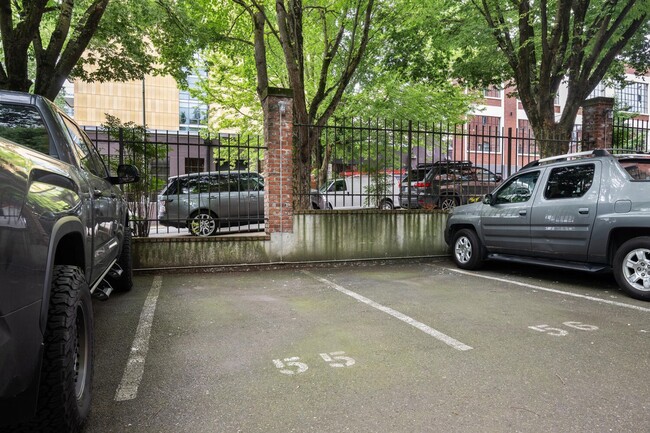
[0,103,52,155]
[494,171,540,204]
[544,164,595,200]
[475,167,500,182]
[181,174,230,194]
[60,115,107,177]
[404,168,429,183]
[621,160,650,180]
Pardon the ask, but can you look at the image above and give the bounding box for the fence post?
[582,97,614,150]
[118,127,124,166]
[506,127,513,177]
[262,87,294,234]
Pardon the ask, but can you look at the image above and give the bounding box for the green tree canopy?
[0,0,164,100]
[456,0,649,155]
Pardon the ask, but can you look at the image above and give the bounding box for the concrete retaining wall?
[133,211,449,270]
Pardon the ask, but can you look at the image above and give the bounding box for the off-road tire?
[20,265,94,433]
[109,226,133,292]
[451,228,484,270]
[613,237,650,301]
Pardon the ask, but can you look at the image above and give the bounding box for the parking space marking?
[115,275,163,401]
[444,267,650,313]
[302,270,473,351]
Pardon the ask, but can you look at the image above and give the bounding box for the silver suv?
[445,149,650,301]
[158,171,264,236]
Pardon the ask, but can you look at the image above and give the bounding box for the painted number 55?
[529,321,599,337]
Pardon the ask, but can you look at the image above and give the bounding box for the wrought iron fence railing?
[82,117,644,238]
[84,127,265,238]
[300,120,582,212]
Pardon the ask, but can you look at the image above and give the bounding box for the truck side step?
[107,263,123,280]
[92,279,115,301]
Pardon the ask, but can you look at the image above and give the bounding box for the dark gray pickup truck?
[0,90,138,432]
[445,149,650,302]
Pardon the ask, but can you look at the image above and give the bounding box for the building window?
[589,82,607,99]
[185,157,205,174]
[615,82,648,114]
[151,158,170,180]
[517,119,537,156]
[179,72,209,131]
[468,116,500,153]
[483,87,501,98]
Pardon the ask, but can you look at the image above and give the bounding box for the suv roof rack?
[522,149,611,169]
[416,160,473,168]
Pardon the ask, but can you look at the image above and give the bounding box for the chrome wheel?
[190,212,217,236]
[613,237,650,301]
[439,197,457,211]
[454,236,472,264]
[450,228,483,270]
[621,247,650,292]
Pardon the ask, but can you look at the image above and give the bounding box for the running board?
[107,263,123,280]
[92,279,114,301]
[487,253,609,273]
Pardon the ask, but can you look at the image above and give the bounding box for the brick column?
[263,87,294,234]
[582,97,614,150]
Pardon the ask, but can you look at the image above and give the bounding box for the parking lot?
[86,259,650,433]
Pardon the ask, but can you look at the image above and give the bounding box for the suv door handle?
[518,209,527,216]
[93,189,103,198]
[579,208,589,214]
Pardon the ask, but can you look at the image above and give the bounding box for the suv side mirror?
[483,194,493,205]
[110,164,140,185]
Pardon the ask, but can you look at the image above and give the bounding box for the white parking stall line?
[115,275,163,401]
[443,267,650,313]
[302,270,473,351]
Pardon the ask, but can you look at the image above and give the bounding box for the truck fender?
[38,216,86,336]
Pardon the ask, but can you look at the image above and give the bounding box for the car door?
[529,162,600,261]
[237,173,264,223]
[480,170,542,255]
[60,115,119,280]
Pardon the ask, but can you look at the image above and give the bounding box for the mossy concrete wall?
[133,211,449,270]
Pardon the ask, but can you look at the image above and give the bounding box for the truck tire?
[451,228,484,270]
[110,226,133,292]
[24,265,94,433]
[613,237,650,301]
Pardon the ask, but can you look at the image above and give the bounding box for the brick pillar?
[582,97,614,150]
[263,87,294,234]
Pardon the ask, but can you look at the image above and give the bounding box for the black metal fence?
[85,117,648,238]
[84,127,265,238]
[302,120,583,212]
[613,117,650,152]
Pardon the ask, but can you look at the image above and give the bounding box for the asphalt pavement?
[85,259,650,433]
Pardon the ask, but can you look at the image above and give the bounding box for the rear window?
[0,103,52,155]
[620,160,650,180]
[403,168,428,183]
